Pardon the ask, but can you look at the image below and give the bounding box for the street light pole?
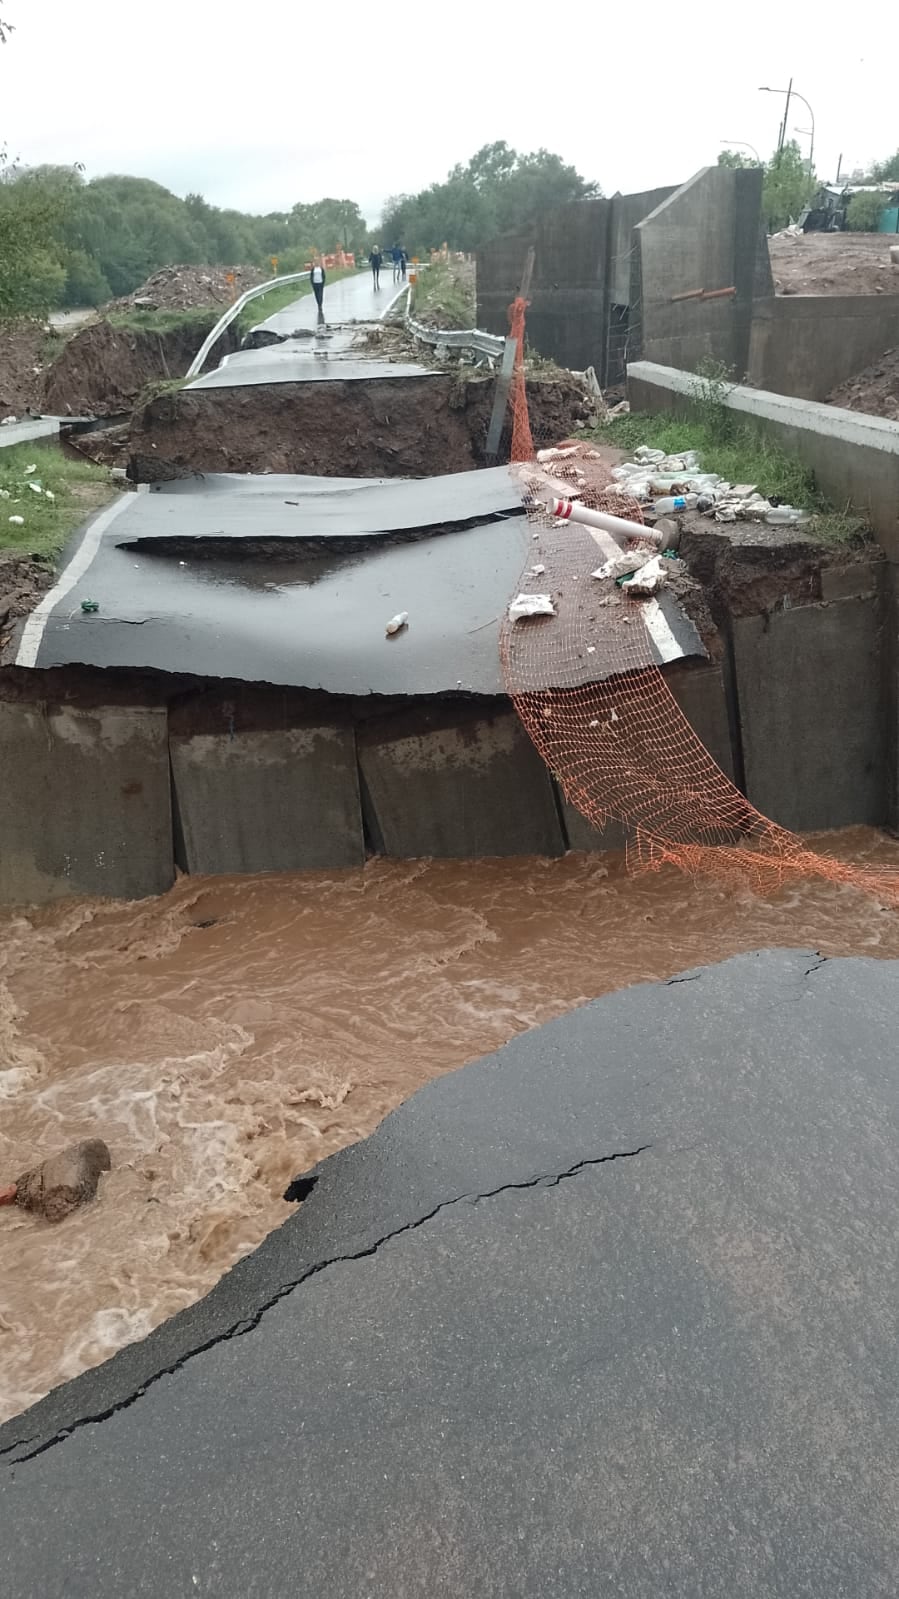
[760,83,815,174]
[720,140,762,164]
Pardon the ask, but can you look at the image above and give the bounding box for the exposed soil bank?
[769,232,899,296]
[43,317,240,418]
[0,553,55,653]
[827,346,899,420]
[127,371,595,481]
[676,514,883,619]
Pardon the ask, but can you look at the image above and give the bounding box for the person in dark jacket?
[310,257,326,322]
[369,246,383,290]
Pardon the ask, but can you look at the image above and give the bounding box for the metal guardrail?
[185,271,312,380]
[402,291,506,367]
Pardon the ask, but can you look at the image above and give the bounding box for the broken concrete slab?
[0,701,173,905]
[357,701,565,858]
[3,951,899,1597]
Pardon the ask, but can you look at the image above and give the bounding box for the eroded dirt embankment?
[127,371,595,481]
[44,318,240,418]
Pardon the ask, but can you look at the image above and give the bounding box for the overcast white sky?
[1,0,894,220]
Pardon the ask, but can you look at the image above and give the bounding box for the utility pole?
[778,78,793,157]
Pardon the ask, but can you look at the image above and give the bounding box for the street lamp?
[759,83,815,175]
[720,139,762,164]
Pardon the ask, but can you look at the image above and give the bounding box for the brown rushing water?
[3,831,899,1425]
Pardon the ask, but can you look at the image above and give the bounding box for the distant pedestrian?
[392,244,404,284]
[400,249,408,281]
[369,246,383,291]
[310,257,326,324]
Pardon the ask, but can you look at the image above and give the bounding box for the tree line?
[381,141,600,255]
[717,141,899,232]
[0,139,600,321]
[0,163,370,317]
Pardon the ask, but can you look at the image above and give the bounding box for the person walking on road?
[310,257,326,324]
[392,244,404,284]
[369,246,383,291]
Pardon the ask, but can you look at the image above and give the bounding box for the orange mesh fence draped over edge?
[501,316,899,909]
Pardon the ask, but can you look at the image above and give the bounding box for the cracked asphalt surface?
[3,948,899,1595]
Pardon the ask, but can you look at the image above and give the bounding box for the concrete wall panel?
[170,698,363,874]
[733,599,884,831]
[358,703,565,858]
[748,295,899,402]
[632,167,765,377]
[0,702,173,906]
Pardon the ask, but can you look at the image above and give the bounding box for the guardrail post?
[485,337,518,465]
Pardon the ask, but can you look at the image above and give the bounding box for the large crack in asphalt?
[1,1144,650,1469]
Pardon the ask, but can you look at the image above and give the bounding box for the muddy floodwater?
[3,831,899,1424]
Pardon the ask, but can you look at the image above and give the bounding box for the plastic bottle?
[652,494,698,514]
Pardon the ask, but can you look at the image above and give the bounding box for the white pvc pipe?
[547,495,663,547]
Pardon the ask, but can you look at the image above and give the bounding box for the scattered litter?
[8,515,24,526]
[508,593,555,620]
[529,564,546,576]
[586,644,596,653]
[592,550,644,582]
[23,464,36,475]
[44,489,55,501]
[80,598,100,613]
[612,446,810,526]
[621,555,667,596]
[1,415,17,426]
[27,482,42,494]
[0,489,9,499]
[386,610,409,636]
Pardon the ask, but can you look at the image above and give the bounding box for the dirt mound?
[826,347,899,419]
[0,552,55,652]
[43,316,239,418]
[127,372,595,482]
[109,264,264,313]
[0,322,58,417]
[770,232,899,296]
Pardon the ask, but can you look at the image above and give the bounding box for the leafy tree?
[717,150,762,169]
[846,191,890,231]
[762,142,815,231]
[382,142,600,253]
[869,151,899,184]
[0,164,69,315]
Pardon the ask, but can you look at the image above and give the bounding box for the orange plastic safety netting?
[501,299,899,908]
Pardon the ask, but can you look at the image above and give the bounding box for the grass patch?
[0,442,115,560]
[105,307,221,337]
[237,268,360,334]
[600,411,870,545]
[410,261,475,330]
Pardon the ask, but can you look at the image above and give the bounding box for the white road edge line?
[380,282,410,321]
[641,597,683,664]
[15,493,136,669]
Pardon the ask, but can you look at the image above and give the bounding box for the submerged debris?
[12,1139,111,1224]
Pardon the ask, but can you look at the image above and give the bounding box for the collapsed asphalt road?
[2,949,899,1597]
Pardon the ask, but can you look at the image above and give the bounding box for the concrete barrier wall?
[630,167,767,377]
[627,360,899,558]
[476,189,675,383]
[748,295,899,402]
[357,702,565,859]
[733,597,885,830]
[169,690,364,874]
[0,701,173,905]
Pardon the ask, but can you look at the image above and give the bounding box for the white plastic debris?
[23,464,36,475]
[621,555,667,596]
[592,550,645,582]
[27,482,42,494]
[0,489,9,499]
[44,490,55,501]
[1,415,17,427]
[529,564,546,576]
[8,515,24,526]
[386,611,409,636]
[508,593,555,620]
